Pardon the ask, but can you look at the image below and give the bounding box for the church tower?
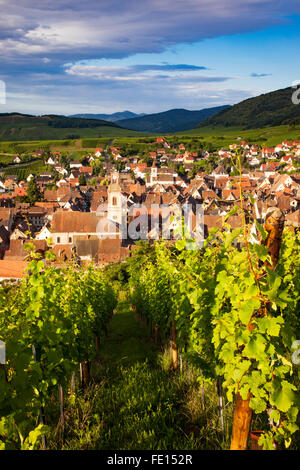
[107,172,123,225]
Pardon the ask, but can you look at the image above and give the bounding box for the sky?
[1,0,300,115]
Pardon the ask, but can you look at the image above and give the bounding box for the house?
[250,145,259,156]
[55,166,68,176]
[270,174,293,193]
[4,175,18,189]
[17,206,48,231]
[13,156,21,164]
[46,156,56,165]
[94,147,103,157]
[56,178,68,187]
[51,210,121,250]
[0,208,14,232]
[240,141,250,150]
[4,239,48,260]
[218,149,231,157]
[70,161,82,169]
[0,260,28,281]
[285,209,300,227]
[134,163,150,179]
[260,162,278,177]
[26,174,35,182]
[0,220,9,254]
[174,154,184,162]
[51,212,102,245]
[248,156,260,167]
[35,223,52,240]
[13,187,27,198]
[280,155,293,164]
[212,165,228,179]
[146,167,178,188]
[261,148,275,159]
[10,228,27,240]
[79,166,93,176]
[282,141,294,151]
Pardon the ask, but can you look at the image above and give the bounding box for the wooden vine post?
[171,319,178,370]
[80,361,91,387]
[58,385,64,430]
[230,207,285,450]
[154,324,159,345]
[95,336,100,354]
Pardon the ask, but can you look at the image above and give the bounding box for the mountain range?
[0,86,299,141]
[115,106,230,133]
[70,111,147,123]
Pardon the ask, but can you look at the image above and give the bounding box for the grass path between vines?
[98,298,157,369]
[51,296,229,450]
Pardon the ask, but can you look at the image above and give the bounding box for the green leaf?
[255,220,268,241]
[175,239,186,251]
[243,334,266,358]
[238,298,261,325]
[270,381,296,412]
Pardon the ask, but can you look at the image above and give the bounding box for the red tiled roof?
[13,187,27,197]
[79,166,93,174]
[0,260,28,279]
[52,212,102,233]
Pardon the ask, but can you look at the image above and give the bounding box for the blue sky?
[1,1,300,115]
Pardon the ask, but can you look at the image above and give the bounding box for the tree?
[26,177,42,205]
[78,174,87,186]
[176,164,185,177]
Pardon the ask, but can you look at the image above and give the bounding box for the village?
[0,136,299,281]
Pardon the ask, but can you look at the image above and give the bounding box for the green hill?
[0,113,144,141]
[197,87,300,129]
[116,106,230,133]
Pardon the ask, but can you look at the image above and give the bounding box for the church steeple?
[108,172,123,224]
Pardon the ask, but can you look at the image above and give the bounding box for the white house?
[70,161,82,169]
[47,157,56,165]
[36,223,52,240]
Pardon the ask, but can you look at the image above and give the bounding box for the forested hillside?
[197,87,300,129]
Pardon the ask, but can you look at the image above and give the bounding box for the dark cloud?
[251,72,272,77]
[133,64,208,71]
[1,1,300,64]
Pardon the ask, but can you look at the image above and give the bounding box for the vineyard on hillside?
[0,247,117,449]
[128,215,300,450]
[0,209,299,450]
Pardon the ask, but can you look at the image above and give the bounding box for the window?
[112,196,117,206]
[68,237,72,243]
[57,237,60,243]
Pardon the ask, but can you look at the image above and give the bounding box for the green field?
[0,124,299,174]
[175,124,300,148]
[0,125,148,141]
[1,160,48,179]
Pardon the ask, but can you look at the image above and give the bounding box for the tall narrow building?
[107,172,124,225]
